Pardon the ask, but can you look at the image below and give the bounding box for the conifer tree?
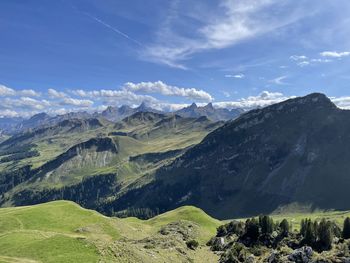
[343,217,350,239]
[279,219,289,236]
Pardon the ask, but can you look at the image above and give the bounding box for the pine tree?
[279,219,289,236]
[300,219,306,236]
[304,219,316,245]
[343,217,350,239]
[260,215,274,235]
[318,219,333,250]
[245,218,260,241]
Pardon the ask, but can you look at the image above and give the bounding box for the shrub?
[186,240,199,250]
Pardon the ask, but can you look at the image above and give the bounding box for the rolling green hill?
[2,201,350,262]
[0,201,220,263]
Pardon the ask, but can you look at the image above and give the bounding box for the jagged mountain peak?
[189,102,198,109]
[203,102,214,110]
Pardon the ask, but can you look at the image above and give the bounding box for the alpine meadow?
[1,1,350,262]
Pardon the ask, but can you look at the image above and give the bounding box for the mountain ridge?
[103,93,350,219]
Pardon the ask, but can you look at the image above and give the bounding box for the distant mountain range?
[175,102,243,121]
[0,102,242,135]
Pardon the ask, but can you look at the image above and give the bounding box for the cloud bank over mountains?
[1,82,350,118]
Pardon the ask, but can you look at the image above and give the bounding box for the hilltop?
[0,201,220,263]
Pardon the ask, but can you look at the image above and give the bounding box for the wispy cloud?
[269,76,289,85]
[225,73,245,79]
[141,0,307,68]
[82,12,142,47]
[290,54,332,67]
[320,51,350,58]
[290,55,308,61]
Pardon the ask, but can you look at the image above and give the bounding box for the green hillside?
[0,201,221,263]
[0,113,222,217]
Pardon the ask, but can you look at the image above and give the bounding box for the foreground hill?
[0,201,220,263]
[108,93,350,219]
[2,201,350,262]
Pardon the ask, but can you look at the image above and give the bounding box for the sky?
[1,0,350,117]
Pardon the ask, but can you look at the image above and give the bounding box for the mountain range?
[98,93,350,219]
[0,102,242,135]
[1,93,350,221]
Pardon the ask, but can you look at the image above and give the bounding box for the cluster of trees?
[0,143,39,163]
[11,173,117,209]
[212,215,350,255]
[0,150,39,163]
[0,143,36,156]
[114,207,160,219]
[300,217,350,251]
[0,165,32,197]
[215,215,289,247]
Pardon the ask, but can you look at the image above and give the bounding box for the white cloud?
[48,88,67,98]
[320,51,350,58]
[269,76,288,85]
[291,55,332,67]
[214,91,292,109]
[330,96,350,109]
[72,88,159,107]
[20,89,41,97]
[123,81,213,102]
[1,97,51,110]
[0,85,42,97]
[222,91,231,98]
[0,109,20,118]
[225,73,245,79]
[59,97,94,107]
[0,85,16,96]
[142,0,306,68]
[290,55,308,61]
[297,61,310,67]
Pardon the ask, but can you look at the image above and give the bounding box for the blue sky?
[1,0,350,117]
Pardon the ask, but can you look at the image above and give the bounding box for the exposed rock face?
[101,103,161,122]
[175,102,243,121]
[109,93,350,219]
[33,137,118,183]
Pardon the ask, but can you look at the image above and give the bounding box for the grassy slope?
[0,201,220,263]
[270,210,350,231]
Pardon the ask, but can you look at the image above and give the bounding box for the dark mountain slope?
[107,93,350,219]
